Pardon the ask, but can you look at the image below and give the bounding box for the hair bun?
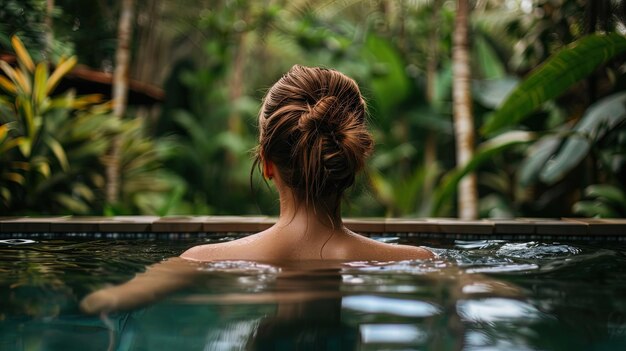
[257,65,374,216]
[298,96,339,133]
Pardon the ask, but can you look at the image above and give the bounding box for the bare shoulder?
[180,242,225,261]
[180,232,265,261]
[346,232,436,261]
[385,243,436,260]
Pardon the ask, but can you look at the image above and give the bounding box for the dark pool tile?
[0,217,20,232]
[98,216,159,232]
[50,216,106,232]
[492,220,535,234]
[202,216,272,233]
[532,220,588,235]
[435,219,495,235]
[517,217,560,223]
[563,218,626,236]
[0,216,68,233]
[384,219,439,233]
[152,216,208,232]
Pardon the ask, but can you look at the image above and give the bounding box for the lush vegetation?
[1,0,625,218]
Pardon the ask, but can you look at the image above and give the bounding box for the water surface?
[1,236,626,350]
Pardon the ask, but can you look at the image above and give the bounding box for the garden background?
[1,0,625,219]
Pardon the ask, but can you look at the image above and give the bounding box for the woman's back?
[184,65,434,263]
[181,219,434,262]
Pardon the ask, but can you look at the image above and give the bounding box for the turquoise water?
[1,236,626,350]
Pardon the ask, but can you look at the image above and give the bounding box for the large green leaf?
[362,35,410,119]
[482,33,626,135]
[432,63,453,109]
[472,77,518,109]
[517,135,560,187]
[474,33,506,79]
[540,91,626,184]
[410,106,454,134]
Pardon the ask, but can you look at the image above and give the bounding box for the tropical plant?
[573,184,626,218]
[0,36,113,213]
[0,0,73,62]
[21,0,624,218]
[519,91,626,186]
[0,35,180,215]
[104,117,187,215]
[0,0,48,54]
[482,33,626,136]
[431,130,536,216]
[465,32,626,218]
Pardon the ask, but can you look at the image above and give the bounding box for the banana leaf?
[482,33,626,135]
[540,91,626,184]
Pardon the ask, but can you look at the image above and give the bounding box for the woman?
[183,65,433,262]
[81,66,434,314]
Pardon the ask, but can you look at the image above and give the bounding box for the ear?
[262,158,275,180]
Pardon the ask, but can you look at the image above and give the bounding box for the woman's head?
[256,65,373,218]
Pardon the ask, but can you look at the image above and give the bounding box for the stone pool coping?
[0,216,625,237]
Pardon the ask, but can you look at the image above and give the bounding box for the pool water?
[1,236,626,350]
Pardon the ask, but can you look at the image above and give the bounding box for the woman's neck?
[277,194,340,230]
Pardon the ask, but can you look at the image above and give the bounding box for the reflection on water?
[342,295,441,317]
[1,238,626,350]
[360,324,427,344]
[456,298,545,323]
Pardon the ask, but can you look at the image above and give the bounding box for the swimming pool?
[2,231,626,350]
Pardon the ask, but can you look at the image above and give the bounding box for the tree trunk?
[452,0,478,219]
[424,0,441,203]
[45,0,54,55]
[105,0,134,204]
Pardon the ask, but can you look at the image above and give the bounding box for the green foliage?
[482,33,626,135]
[470,22,626,217]
[540,92,626,184]
[473,31,506,80]
[370,162,441,217]
[516,91,626,188]
[574,185,626,218]
[0,0,47,53]
[106,118,186,216]
[0,0,73,62]
[0,37,114,213]
[362,35,411,121]
[431,131,535,217]
[165,106,259,215]
[5,0,626,218]
[1,36,178,215]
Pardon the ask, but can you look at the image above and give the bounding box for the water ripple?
[496,242,581,259]
[0,238,37,245]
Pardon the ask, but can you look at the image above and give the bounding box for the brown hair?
[255,65,373,221]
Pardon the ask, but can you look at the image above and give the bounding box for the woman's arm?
[80,257,199,314]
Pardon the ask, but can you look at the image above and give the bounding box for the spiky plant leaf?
[11,35,35,72]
